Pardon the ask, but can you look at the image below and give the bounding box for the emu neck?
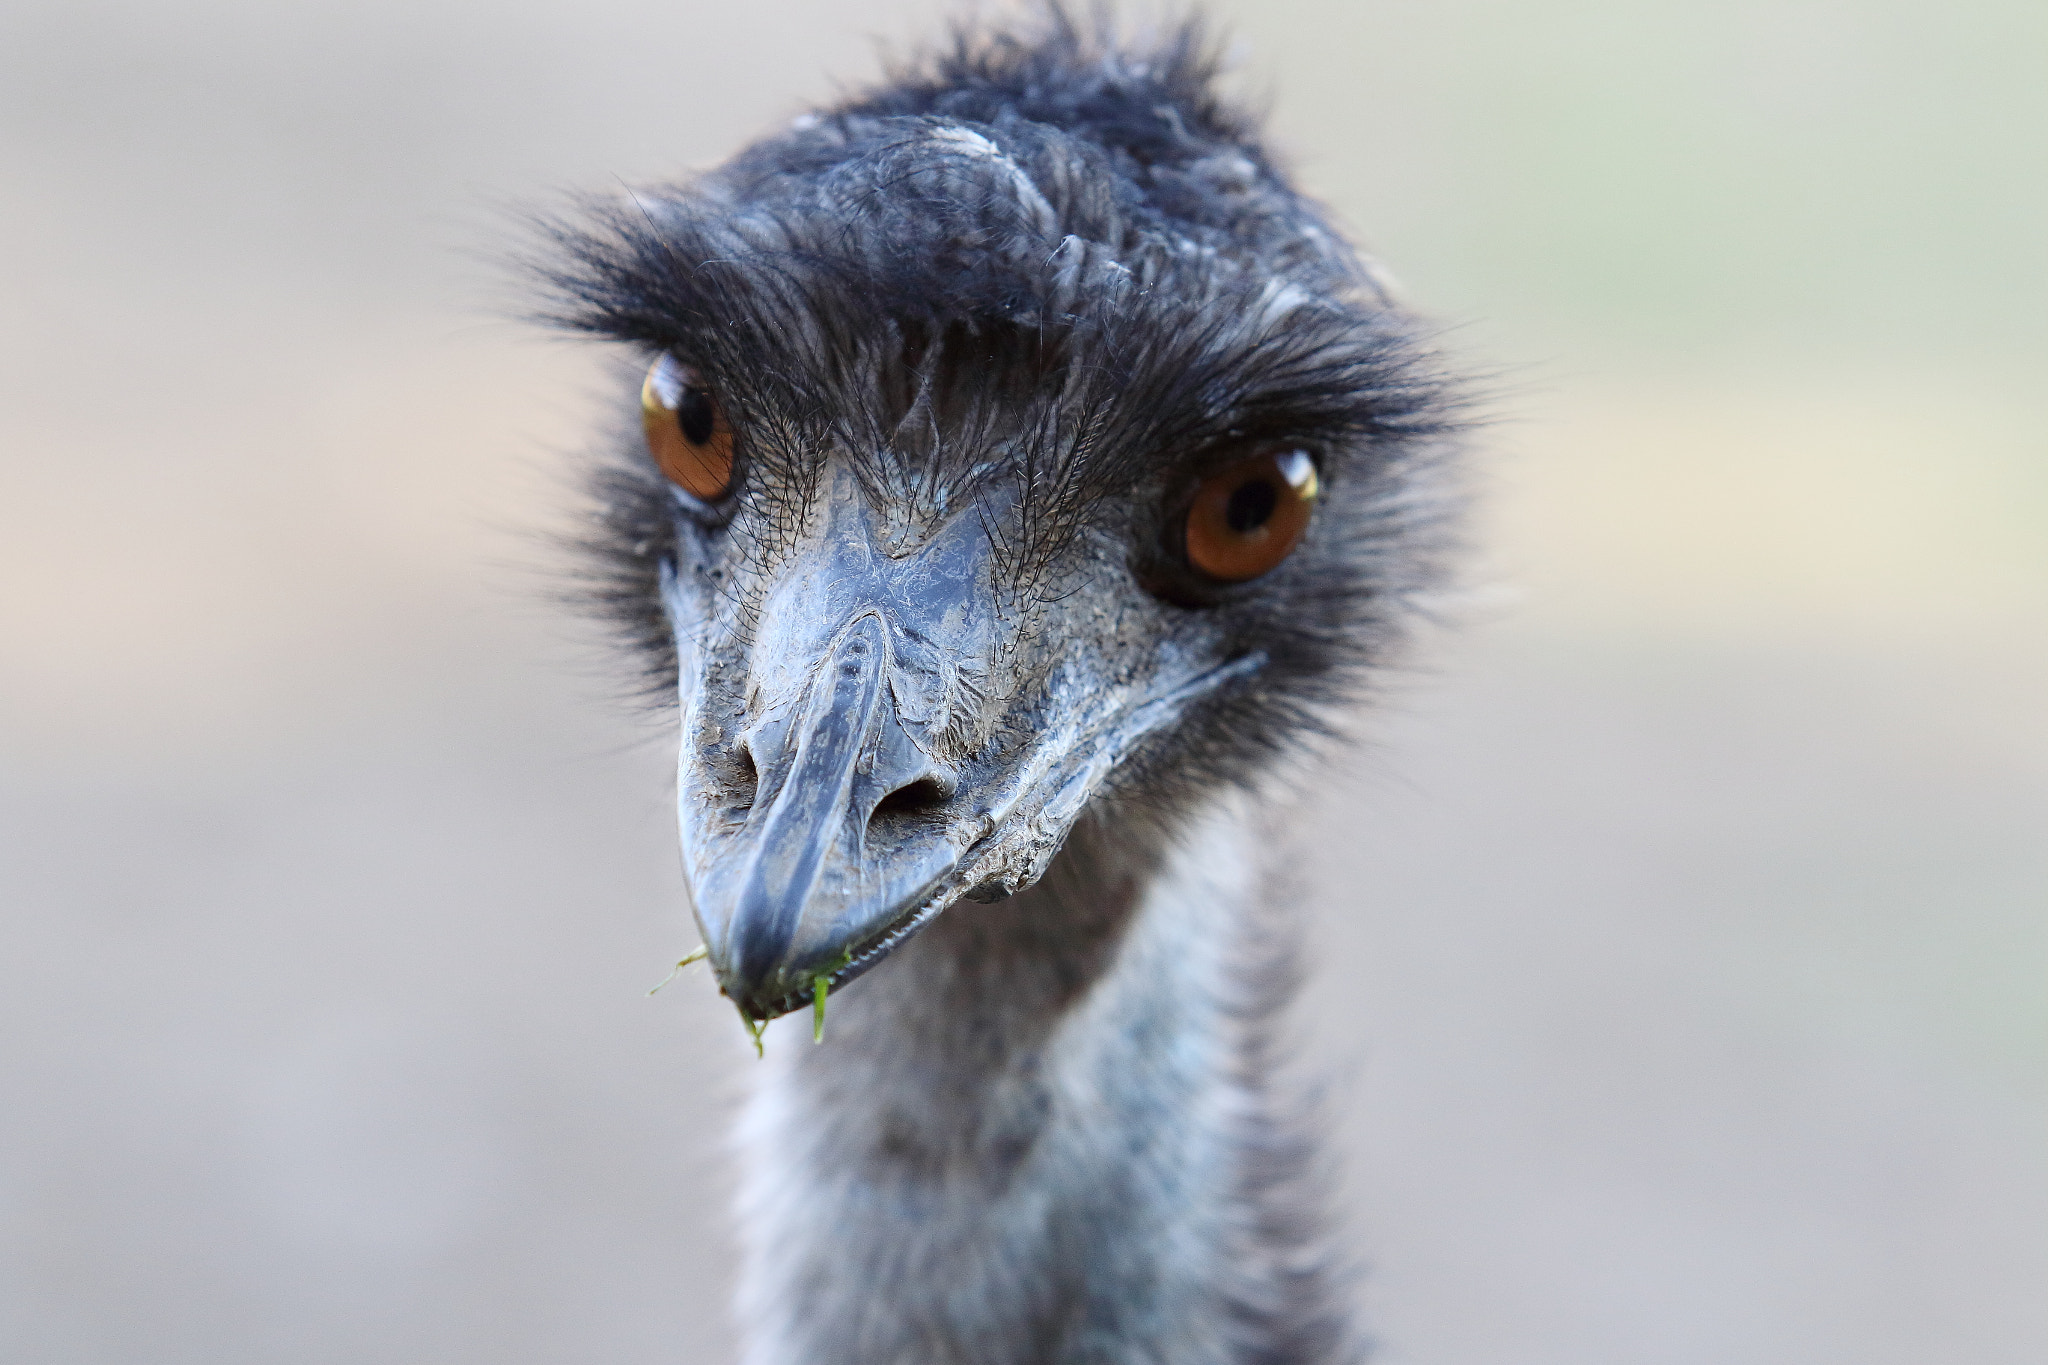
[731,797,1340,1364]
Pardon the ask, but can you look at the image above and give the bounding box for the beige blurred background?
[2,0,2043,1361]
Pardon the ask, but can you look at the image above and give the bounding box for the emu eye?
[1184,449,1319,583]
[641,355,735,502]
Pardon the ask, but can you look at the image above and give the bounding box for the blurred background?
[2,0,2042,1361]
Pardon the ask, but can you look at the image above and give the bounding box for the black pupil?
[1224,477,1278,534]
[676,388,717,446]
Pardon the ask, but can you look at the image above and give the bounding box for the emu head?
[539,40,1456,1025]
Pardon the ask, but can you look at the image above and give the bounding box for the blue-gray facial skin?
[666,459,1268,1023]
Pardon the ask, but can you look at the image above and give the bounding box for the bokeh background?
[3,1,2042,1361]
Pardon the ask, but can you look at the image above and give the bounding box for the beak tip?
[701,930,822,1022]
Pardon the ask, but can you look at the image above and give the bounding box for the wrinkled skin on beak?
[664,464,1257,1023]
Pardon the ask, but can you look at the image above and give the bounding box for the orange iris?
[1184,449,1319,583]
[641,355,735,502]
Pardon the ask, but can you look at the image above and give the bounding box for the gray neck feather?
[732,796,1347,1364]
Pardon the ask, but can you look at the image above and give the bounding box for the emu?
[534,14,1460,1362]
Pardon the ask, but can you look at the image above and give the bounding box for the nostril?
[730,745,760,812]
[867,775,953,831]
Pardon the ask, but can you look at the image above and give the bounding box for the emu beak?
[667,469,1263,1027]
[687,606,962,1023]
[669,471,999,1024]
